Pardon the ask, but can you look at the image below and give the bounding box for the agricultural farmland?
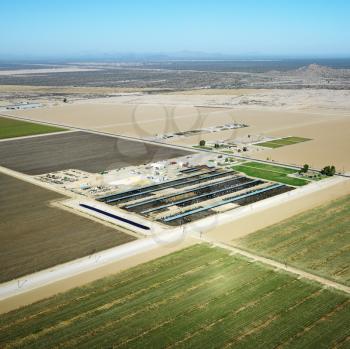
[256,137,311,148]
[0,131,192,175]
[0,173,135,283]
[0,244,349,349]
[233,161,308,186]
[0,116,66,139]
[235,194,350,286]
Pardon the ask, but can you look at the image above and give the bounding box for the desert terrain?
[0,60,349,348]
[4,88,350,171]
[1,0,350,345]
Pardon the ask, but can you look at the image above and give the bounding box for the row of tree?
[320,165,336,176]
[299,163,336,176]
[197,145,337,177]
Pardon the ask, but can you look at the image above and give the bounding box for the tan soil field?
[6,91,350,171]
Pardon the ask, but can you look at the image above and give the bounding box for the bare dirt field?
[4,103,208,138]
[6,90,350,171]
[0,173,135,283]
[0,131,192,175]
[252,117,350,171]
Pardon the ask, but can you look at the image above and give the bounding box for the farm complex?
[98,166,293,226]
[0,89,349,348]
[2,0,350,344]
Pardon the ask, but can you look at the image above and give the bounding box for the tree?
[242,146,248,152]
[321,165,336,176]
[63,98,68,103]
[199,140,206,147]
[214,143,220,149]
[299,164,309,174]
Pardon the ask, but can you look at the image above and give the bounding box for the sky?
[0,0,349,59]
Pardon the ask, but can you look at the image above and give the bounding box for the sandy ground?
[206,177,350,243]
[252,117,350,171]
[6,94,350,171]
[0,238,196,315]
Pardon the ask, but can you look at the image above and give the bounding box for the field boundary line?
[0,112,196,152]
[196,238,350,294]
[0,229,189,302]
[1,112,348,178]
[0,129,76,142]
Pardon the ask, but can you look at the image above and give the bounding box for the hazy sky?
[1,0,350,58]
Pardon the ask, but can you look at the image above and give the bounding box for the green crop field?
[1,244,349,349]
[235,194,350,286]
[256,137,311,148]
[193,145,213,150]
[0,116,66,139]
[232,161,308,186]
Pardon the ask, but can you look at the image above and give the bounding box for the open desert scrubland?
[89,88,350,113]
[167,88,350,113]
[0,244,349,349]
[6,99,350,171]
[3,88,350,112]
[0,85,151,105]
